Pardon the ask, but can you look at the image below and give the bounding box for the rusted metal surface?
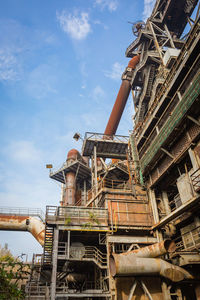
[104,80,131,136]
[63,149,79,206]
[67,148,79,161]
[64,172,76,206]
[129,239,176,257]
[66,273,86,282]
[104,56,140,136]
[107,192,152,228]
[110,254,193,282]
[0,215,44,246]
[115,277,163,300]
[127,55,140,68]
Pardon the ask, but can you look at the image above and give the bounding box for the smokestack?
[63,149,79,206]
[104,55,140,136]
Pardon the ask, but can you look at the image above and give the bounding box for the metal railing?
[175,225,200,251]
[140,71,200,172]
[84,132,129,143]
[58,243,107,268]
[169,194,182,212]
[85,178,132,207]
[191,168,200,193]
[56,280,108,293]
[0,207,45,222]
[25,283,49,296]
[46,205,108,228]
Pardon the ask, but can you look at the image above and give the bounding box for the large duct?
[109,255,193,282]
[0,215,44,246]
[109,240,193,282]
[104,55,140,136]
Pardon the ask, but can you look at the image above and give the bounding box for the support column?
[162,191,171,215]
[148,188,162,241]
[161,281,171,300]
[67,231,70,259]
[149,189,159,223]
[188,148,199,170]
[84,180,87,205]
[94,145,98,193]
[51,228,59,300]
[195,284,200,299]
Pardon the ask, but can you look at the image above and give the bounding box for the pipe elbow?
[27,217,45,247]
[127,55,140,69]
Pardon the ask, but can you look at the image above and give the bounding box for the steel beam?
[50,227,58,300]
[107,235,157,244]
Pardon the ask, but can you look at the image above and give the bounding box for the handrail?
[191,167,200,192]
[175,225,200,251]
[85,178,131,207]
[84,132,129,143]
[0,207,45,222]
[57,243,107,268]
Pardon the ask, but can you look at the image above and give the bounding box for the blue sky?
[0,0,155,259]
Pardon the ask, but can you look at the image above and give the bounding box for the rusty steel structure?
[0,0,200,299]
[104,55,140,136]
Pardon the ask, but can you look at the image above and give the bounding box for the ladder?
[43,225,54,265]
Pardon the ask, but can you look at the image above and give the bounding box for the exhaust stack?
[63,149,79,206]
[104,55,140,136]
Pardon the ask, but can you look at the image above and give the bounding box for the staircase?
[146,65,156,97]
[43,225,54,265]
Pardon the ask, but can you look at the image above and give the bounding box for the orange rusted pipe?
[104,55,140,136]
[0,215,45,246]
[63,149,79,206]
[128,239,176,257]
[109,254,193,282]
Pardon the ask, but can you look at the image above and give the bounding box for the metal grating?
[82,132,129,159]
[50,160,91,184]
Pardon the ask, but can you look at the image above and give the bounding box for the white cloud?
[143,0,156,21]
[92,85,105,101]
[25,63,58,100]
[93,19,109,30]
[6,140,42,164]
[104,62,124,80]
[95,0,118,12]
[0,49,20,81]
[57,11,91,40]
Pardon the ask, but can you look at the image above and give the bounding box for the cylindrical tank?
[63,149,78,206]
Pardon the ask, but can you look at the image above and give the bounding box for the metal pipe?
[109,254,193,282]
[104,55,140,136]
[0,215,44,246]
[128,239,176,258]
